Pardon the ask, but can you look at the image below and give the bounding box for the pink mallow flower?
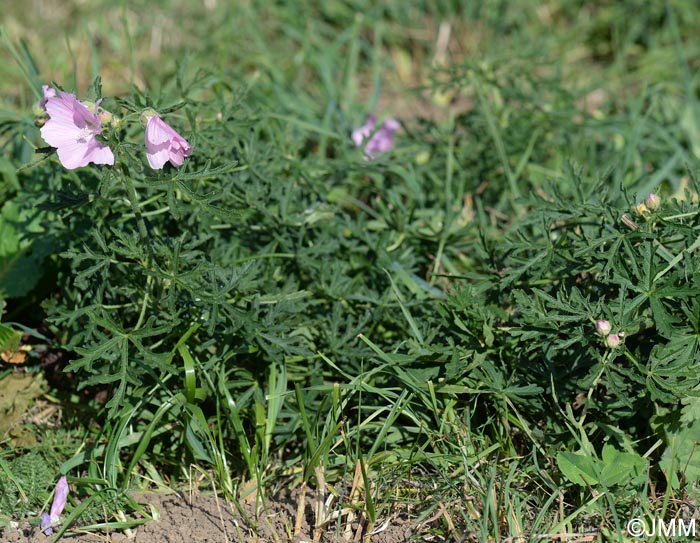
[40,476,69,535]
[144,113,191,169]
[352,114,400,158]
[40,91,115,169]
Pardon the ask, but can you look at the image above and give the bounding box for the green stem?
[122,173,155,330]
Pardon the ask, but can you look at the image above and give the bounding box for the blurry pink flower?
[39,85,56,110]
[144,114,191,169]
[41,476,69,535]
[352,114,400,158]
[40,91,114,169]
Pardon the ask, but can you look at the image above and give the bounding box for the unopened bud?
[645,193,661,210]
[596,320,611,336]
[140,108,158,127]
[634,202,650,217]
[605,333,621,349]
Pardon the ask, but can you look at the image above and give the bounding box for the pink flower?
[39,85,56,111]
[40,91,114,169]
[352,114,400,158]
[144,114,191,169]
[40,476,69,535]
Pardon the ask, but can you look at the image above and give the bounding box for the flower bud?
[605,333,621,349]
[633,202,650,217]
[140,108,158,127]
[596,320,611,336]
[645,193,661,210]
[100,110,113,125]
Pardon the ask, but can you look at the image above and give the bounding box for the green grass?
[2,1,700,541]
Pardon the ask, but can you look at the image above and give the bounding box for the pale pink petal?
[383,118,400,131]
[43,95,84,138]
[168,150,185,167]
[49,477,69,519]
[146,116,177,148]
[54,140,94,169]
[168,138,191,166]
[41,120,82,148]
[147,146,171,169]
[84,142,115,166]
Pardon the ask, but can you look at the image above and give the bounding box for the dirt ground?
[0,490,420,543]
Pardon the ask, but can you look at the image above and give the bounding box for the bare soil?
[0,490,416,543]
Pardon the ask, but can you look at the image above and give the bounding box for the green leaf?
[557,452,598,486]
[557,446,647,488]
[661,397,700,488]
[599,444,648,486]
[0,322,22,352]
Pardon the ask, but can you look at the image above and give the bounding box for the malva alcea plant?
[30,80,201,420]
[38,84,191,171]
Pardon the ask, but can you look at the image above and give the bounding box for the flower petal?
[147,146,171,169]
[40,512,53,535]
[49,477,69,519]
[40,120,81,149]
[54,139,94,170]
[84,141,115,166]
[146,116,177,149]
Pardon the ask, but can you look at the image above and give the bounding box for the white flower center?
[76,126,95,143]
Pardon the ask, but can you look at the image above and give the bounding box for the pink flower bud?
[605,333,621,349]
[645,193,660,210]
[596,320,611,336]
